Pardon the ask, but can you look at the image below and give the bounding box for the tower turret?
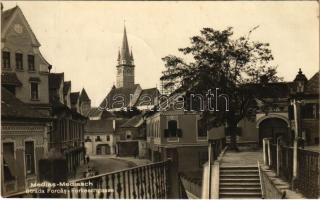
[116,26,135,88]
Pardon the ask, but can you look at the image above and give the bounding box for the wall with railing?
[263,138,319,199]
[4,160,173,199]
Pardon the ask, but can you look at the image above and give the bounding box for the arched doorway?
[96,144,111,155]
[259,117,289,144]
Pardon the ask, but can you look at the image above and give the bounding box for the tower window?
[28,55,35,71]
[2,51,11,69]
[30,82,39,100]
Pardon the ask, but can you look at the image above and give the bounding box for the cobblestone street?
[72,156,151,180]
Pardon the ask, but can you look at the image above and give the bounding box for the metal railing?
[4,160,171,199]
[264,139,319,199]
[296,148,319,198]
[67,160,170,199]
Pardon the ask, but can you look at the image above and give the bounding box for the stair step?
[220,179,260,183]
[220,187,261,192]
[221,169,258,173]
[220,175,259,179]
[220,172,259,176]
[220,183,261,187]
[220,192,261,198]
[220,166,258,170]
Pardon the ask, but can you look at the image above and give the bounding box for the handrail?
[71,159,170,183]
[257,161,265,199]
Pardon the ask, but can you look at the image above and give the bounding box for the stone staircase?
[219,166,262,199]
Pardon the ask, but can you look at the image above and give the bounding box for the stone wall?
[260,168,284,199]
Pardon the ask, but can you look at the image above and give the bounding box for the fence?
[279,146,293,182]
[264,138,319,199]
[296,148,319,198]
[4,160,171,199]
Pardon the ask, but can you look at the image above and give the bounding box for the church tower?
[116,26,135,88]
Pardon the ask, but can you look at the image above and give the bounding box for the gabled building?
[1,5,51,115]
[1,5,53,196]
[48,72,87,177]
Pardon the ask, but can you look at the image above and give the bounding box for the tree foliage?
[160,27,282,149]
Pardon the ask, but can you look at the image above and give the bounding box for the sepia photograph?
[0,1,319,199]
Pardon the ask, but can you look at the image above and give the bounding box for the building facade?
[48,72,87,176]
[1,6,53,196]
[84,119,117,156]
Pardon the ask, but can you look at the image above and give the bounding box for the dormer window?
[28,55,35,71]
[15,53,23,70]
[2,51,11,69]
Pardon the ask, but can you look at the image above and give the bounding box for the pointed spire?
[130,47,134,61]
[117,48,121,62]
[120,25,132,65]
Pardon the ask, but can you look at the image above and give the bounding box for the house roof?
[1,6,18,34]
[79,88,90,102]
[305,72,319,95]
[85,119,114,134]
[49,73,64,89]
[1,72,22,86]
[120,114,144,128]
[243,82,292,98]
[134,88,159,107]
[87,107,102,118]
[63,81,71,95]
[70,92,80,105]
[1,87,50,120]
[51,99,87,120]
[1,6,40,46]
[99,84,140,109]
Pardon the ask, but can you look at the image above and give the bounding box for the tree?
[160,27,282,150]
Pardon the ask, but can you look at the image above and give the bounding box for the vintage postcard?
[1,1,319,199]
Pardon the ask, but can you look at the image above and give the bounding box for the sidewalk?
[220,148,263,166]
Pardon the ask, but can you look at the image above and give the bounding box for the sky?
[3,1,319,106]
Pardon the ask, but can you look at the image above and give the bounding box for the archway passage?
[96,144,111,155]
[259,117,289,144]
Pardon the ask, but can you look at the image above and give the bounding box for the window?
[28,55,35,71]
[197,119,208,137]
[164,120,182,138]
[3,143,15,182]
[95,136,102,142]
[2,51,10,68]
[126,131,132,140]
[30,82,39,100]
[25,141,35,175]
[15,53,23,70]
[85,136,91,142]
[106,135,110,141]
[301,103,319,119]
